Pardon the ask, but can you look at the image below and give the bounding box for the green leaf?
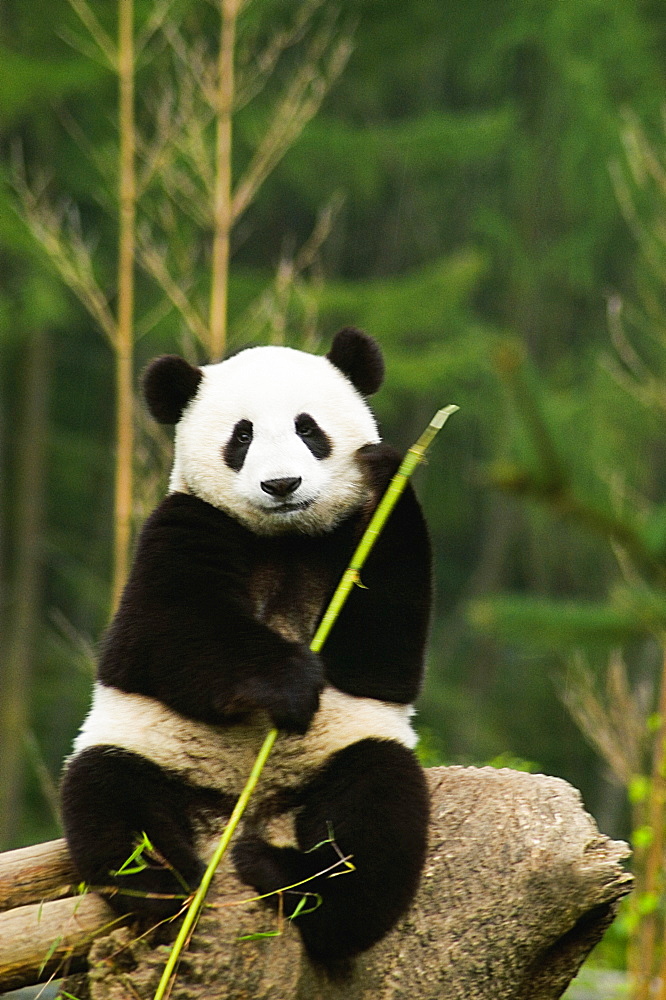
[289,893,323,919]
[109,831,155,877]
[38,935,63,975]
[237,930,282,941]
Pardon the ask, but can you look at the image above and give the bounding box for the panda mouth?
[266,499,314,514]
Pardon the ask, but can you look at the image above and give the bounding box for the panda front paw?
[266,645,324,734]
[356,442,402,496]
[233,835,301,914]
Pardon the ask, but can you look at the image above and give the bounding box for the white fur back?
[72,682,418,800]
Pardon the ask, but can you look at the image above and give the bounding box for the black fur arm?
[98,493,322,733]
[321,443,432,703]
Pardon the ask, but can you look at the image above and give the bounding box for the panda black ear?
[326,328,384,396]
[142,355,203,424]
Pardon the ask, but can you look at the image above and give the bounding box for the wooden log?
[0,768,632,997]
[0,838,77,911]
[0,893,122,993]
[67,766,633,1000]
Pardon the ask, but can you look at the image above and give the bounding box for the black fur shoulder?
[99,492,324,733]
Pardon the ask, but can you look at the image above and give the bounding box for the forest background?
[3,0,666,986]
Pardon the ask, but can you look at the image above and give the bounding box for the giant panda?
[61,327,432,969]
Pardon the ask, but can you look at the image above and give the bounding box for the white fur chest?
[72,682,418,803]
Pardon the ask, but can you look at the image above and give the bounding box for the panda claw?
[232,835,297,910]
[269,688,320,734]
[267,647,323,733]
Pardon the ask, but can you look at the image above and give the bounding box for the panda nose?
[261,477,302,498]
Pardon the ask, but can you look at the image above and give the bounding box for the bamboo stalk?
[209,0,241,361]
[152,405,459,1000]
[112,0,137,610]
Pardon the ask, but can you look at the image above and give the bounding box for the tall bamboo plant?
[14,0,138,609]
[136,0,352,359]
[16,0,352,609]
[9,0,354,839]
[113,0,137,608]
[208,0,241,360]
[611,110,666,1000]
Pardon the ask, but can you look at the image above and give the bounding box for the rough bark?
[0,838,76,911]
[0,767,631,997]
[56,766,633,1000]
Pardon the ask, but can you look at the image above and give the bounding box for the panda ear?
[142,355,203,424]
[326,327,384,396]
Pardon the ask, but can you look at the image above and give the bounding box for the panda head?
[143,328,385,535]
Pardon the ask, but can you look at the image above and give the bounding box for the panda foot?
[233,835,302,913]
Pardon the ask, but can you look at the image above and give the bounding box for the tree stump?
[61,766,632,1000]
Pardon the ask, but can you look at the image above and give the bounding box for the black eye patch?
[295,413,332,460]
[224,419,253,471]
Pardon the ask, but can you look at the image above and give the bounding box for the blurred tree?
[0,328,50,845]
[472,109,666,993]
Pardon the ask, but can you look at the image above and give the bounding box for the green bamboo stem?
[153,729,278,1000]
[152,404,458,1000]
[311,405,459,653]
[112,0,136,612]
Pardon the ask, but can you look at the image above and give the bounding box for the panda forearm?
[99,605,321,724]
[99,492,309,713]
[322,485,431,702]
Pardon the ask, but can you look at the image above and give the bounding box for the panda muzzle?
[260,477,302,499]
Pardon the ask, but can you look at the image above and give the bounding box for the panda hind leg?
[61,746,228,920]
[233,738,429,969]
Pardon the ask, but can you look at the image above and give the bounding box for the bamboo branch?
[628,648,666,998]
[231,31,352,225]
[112,0,137,610]
[12,165,117,343]
[65,0,118,69]
[233,192,342,345]
[235,0,328,110]
[208,0,242,361]
[137,227,210,345]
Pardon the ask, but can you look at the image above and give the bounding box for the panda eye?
[295,414,314,437]
[295,413,332,460]
[224,419,253,472]
[232,419,253,445]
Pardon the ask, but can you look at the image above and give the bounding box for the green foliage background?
[2,0,666,871]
